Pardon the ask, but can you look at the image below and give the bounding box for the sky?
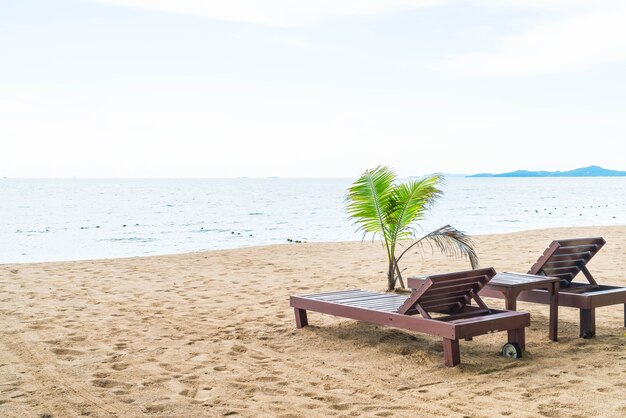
[2,0,626,178]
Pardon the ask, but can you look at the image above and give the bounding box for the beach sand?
[1,226,625,417]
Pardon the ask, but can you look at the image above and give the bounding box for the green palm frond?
[387,174,443,242]
[346,166,396,242]
[396,225,479,269]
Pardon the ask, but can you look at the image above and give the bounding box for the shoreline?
[4,224,626,267]
[1,224,625,416]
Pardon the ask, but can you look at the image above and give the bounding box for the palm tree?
[346,166,478,291]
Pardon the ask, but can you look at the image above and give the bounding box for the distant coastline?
[467,165,626,178]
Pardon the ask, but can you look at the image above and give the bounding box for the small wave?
[15,229,50,234]
[100,237,156,243]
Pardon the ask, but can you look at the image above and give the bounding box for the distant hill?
[467,165,626,178]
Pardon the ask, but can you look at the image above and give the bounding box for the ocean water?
[1,177,625,263]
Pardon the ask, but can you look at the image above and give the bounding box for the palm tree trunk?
[394,260,405,289]
[387,259,396,291]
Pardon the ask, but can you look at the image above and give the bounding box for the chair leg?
[508,327,525,350]
[294,308,308,328]
[442,338,460,367]
[580,308,595,338]
[624,304,625,328]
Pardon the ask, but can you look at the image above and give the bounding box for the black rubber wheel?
[501,342,522,359]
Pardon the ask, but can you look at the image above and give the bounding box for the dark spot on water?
[122,225,127,227]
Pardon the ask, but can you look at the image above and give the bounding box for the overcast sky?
[2,0,626,178]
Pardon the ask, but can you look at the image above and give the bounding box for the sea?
[1,177,625,264]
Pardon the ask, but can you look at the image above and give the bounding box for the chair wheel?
[501,342,522,359]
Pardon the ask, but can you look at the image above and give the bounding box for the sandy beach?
[1,225,625,417]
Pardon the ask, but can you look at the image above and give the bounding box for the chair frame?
[290,268,530,366]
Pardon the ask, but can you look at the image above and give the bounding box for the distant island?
[467,165,626,178]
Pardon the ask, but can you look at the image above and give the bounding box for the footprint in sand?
[229,345,247,355]
[50,347,84,356]
[111,362,129,371]
[91,378,121,388]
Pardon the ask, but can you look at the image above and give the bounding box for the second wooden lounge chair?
[482,237,626,338]
[290,268,530,367]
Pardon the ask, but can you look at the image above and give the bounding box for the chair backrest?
[398,268,496,316]
[528,237,605,285]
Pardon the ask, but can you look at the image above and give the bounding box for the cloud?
[438,2,626,76]
[93,0,448,27]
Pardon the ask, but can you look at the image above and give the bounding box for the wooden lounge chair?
[487,238,626,338]
[290,268,530,367]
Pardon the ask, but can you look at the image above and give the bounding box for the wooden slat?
[419,267,495,283]
[418,288,476,300]
[339,295,405,305]
[426,275,486,290]
[343,299,406,309]
[421,300,462,311]
[311,291,375,301]
[314,290,374,299]
[301,289,365,298]
[554,238,605,247]
[419,295,466,306]
[333,294,401,304]
[554,246,598,256]
[372,305,407,313]
[424,305,461,314]
[491,276,543,285]
[551,251,592,259]
[543,265,581,272]
[544,259,587,266]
